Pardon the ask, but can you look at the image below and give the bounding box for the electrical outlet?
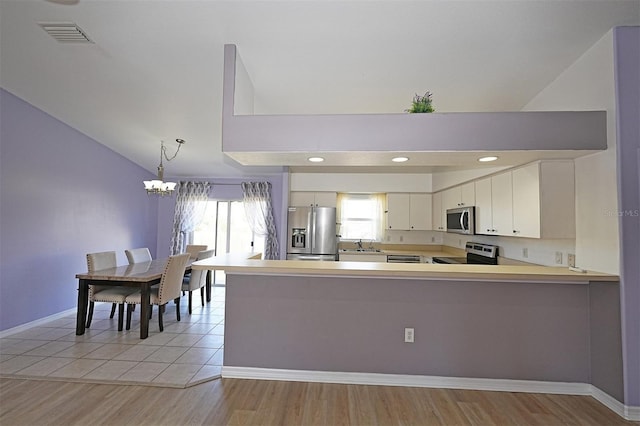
[458,239,462,247]
[431,236,435,243]
[386,235,391,242]
[522,248,528,258]
[404,327,415,343]
[399,235,403,242]
[568,253,576,268]
[555,251,563,264]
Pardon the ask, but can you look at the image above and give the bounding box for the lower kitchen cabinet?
[339,254,387,262]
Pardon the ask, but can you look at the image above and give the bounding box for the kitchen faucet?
[356,239,363,250]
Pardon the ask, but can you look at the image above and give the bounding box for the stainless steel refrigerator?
[286,206,338,261]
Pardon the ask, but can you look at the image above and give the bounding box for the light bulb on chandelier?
[143,139,185,196]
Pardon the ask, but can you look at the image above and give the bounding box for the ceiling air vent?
[38,22,93,43]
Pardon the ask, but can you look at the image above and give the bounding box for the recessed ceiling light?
[478,156,499,162]
[308,157,324,163]
[392,157,409,163]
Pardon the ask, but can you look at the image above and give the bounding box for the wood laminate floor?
[1,377,636,426]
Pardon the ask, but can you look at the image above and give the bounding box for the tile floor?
[0,287,225,388]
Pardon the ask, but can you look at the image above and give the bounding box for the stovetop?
[432,256,468,264]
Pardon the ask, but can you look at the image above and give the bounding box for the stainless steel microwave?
[446,207,475,235]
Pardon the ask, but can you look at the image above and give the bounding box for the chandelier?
[143,139,185,196]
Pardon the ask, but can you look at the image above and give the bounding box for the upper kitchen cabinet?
[475,161,575,239]
[290,191,337,207]
[387,193,432,230]
[442,182,476,211]
[432,192,445,231]
[512,161,575,239]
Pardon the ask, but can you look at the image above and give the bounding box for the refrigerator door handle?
[311,209,317,250]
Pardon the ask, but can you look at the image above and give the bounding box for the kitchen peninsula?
[192,254,623,404]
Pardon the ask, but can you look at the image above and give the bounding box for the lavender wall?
[155,176,286,259]
[0,89,158,330]
[225,274,621,398]
[613,26,640,407]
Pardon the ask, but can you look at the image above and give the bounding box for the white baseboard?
[0,308,77,338]
[222,366,639,421]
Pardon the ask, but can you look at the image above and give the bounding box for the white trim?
[222,366,639,421]
[0,308,76,338]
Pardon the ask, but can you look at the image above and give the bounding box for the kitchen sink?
[340,248,383,253]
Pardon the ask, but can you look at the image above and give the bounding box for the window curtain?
[241,182,279,260]
[337,193,385,241]
[170,181,211,255]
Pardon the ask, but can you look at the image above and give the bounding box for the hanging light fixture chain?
[161,139,185,162]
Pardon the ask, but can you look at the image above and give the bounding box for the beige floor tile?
[56,329,107,343]
[3,328,49,340]
[54,342,105,358]
[83,360,138,380]
[188,365,222,384]
[23,341,74,357]
[165,333,204,347]
[184,323,215,334]
[144,346,188,363]
[174,347,217,364]
[118,361,169,382]
[209,325,225,335]
[113,345,161,361]
[49,358,107,378]
[206,349,224,366]
[137,332,180,346]
[42,319,76,328]
[15,357,74,376]
[193,334,224,349]
[0,339,47,355]
[152,363,201,386]
[0,354,16,362]
[162,322,195,333]
[32,328,74,341]
[83,343,134,360]
[0,355,46,373]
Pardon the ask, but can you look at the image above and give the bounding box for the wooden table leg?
[206,270,212,302]
[76,279,89,335]
[140,283,151,339]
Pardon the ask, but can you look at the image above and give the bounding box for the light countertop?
[192,252,618,284]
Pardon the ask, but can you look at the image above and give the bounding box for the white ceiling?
[1,0,638,177]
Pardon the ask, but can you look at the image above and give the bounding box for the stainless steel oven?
[386,254,421,263]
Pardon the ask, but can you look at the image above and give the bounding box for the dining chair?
[125,253,190,332]
[86,251,135,331]
[182,249,214,314]
[185,244,208,260]
[125,247,152,264]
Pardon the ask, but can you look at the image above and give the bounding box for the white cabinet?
[432,192,445,231]
[387,193,432,230]
[475,161,575,239]
[512,161,575,239]
[474,178,493,234]
[386,193,410,230]
[475,173,513,236]
[290,191,337,207]
[490,172,514,236]
[442,182,475,211]
[409,193,432,230]
[339,253,387,262]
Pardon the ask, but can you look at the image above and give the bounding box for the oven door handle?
[460,210,467,232]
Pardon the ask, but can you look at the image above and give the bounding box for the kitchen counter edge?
[192,254,618,284]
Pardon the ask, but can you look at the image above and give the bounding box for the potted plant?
[406,91,435,113]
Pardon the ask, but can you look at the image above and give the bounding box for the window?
[337,193,385,241]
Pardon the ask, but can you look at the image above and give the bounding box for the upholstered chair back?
[185,249,215,291]
[125,248,152,264]
[185,245,208,260]
[157,253,190,305]
[86,251,117,298]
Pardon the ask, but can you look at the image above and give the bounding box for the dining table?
[75,258,197,339]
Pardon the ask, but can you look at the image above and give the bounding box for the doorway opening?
[190,200,264,285]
